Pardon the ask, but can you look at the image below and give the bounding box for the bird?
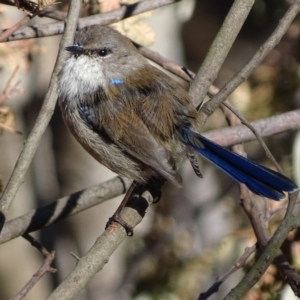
[57,25,297,232]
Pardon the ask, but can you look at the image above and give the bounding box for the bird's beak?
[65,45,84,55]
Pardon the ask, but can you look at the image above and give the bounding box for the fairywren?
[58,25,297,211]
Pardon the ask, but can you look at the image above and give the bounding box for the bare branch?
[224,191,300,299]
[198,245,257,300]
[0,0,56,42]
[10,233,56,300]
[0,0,178,42]
[198,0,300,128]
[46,189,154,300]
[222,101,284,173]
[0,176,130,244]
[189,0,254,106]
[0,0,81,230]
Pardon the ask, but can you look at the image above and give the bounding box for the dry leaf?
[97,0,155,47]
[99,0,120,12]
[0,38,41,71]
[11,0,57,15]
[111,11,156,47]
[0,106,20,134]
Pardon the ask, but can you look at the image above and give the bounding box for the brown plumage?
[58,26,198,187]
[58,25,297,201]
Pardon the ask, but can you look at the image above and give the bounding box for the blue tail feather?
[180,128,298,201]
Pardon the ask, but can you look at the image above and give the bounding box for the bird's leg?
[148,177,165,203]
[106,181,139,236]
[106,178,165,235]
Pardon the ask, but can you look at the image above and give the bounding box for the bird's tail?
[179,127,298,200]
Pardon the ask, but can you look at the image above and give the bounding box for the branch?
[189,0,254,106]
[0,176,131,244]
[0,0,81,231]
[198,245,257,300]
[0,0,177,42]
[222,101,283,173]
[39,8,67,21]
[224,191,300,299]
[0,0,57,42]
[201,103,264,299]
[205,109,300,147]
[11,233,56,300]
[198,0,300,127]
[221,104,300,298]
[46,189,154,300]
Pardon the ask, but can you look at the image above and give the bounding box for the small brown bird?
[58,25,297,232]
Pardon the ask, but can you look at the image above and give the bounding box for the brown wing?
[103,109,182,187]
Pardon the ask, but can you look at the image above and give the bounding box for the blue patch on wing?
[78,105,90,117]
[110,79,124,85]
[78,104,98,130]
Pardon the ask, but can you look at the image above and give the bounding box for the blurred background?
[0,0,300,299]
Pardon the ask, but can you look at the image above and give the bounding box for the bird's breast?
[58,55,106,101]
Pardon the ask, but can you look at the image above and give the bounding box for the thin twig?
[0,1,56,42]
[217,97,300,299]
[198,245,257,300]
[0,0,81,231]
[0,0,177,42]
[189,0,254,106]
[222,101,284,173]
[270,198,300,217]
[1,66,20,96]
[0,16,32,42]
[224,191,299,299]
[0,66,23,106]
[10,233,56,300]
[135,43,192,82]
[221,101,275,263]
[198,0,300,128]
[0,81,23,105]
[38,8,67,21]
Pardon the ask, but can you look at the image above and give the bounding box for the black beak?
[65,45,84,55]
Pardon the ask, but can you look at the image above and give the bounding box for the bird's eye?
[98,48,110,57]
